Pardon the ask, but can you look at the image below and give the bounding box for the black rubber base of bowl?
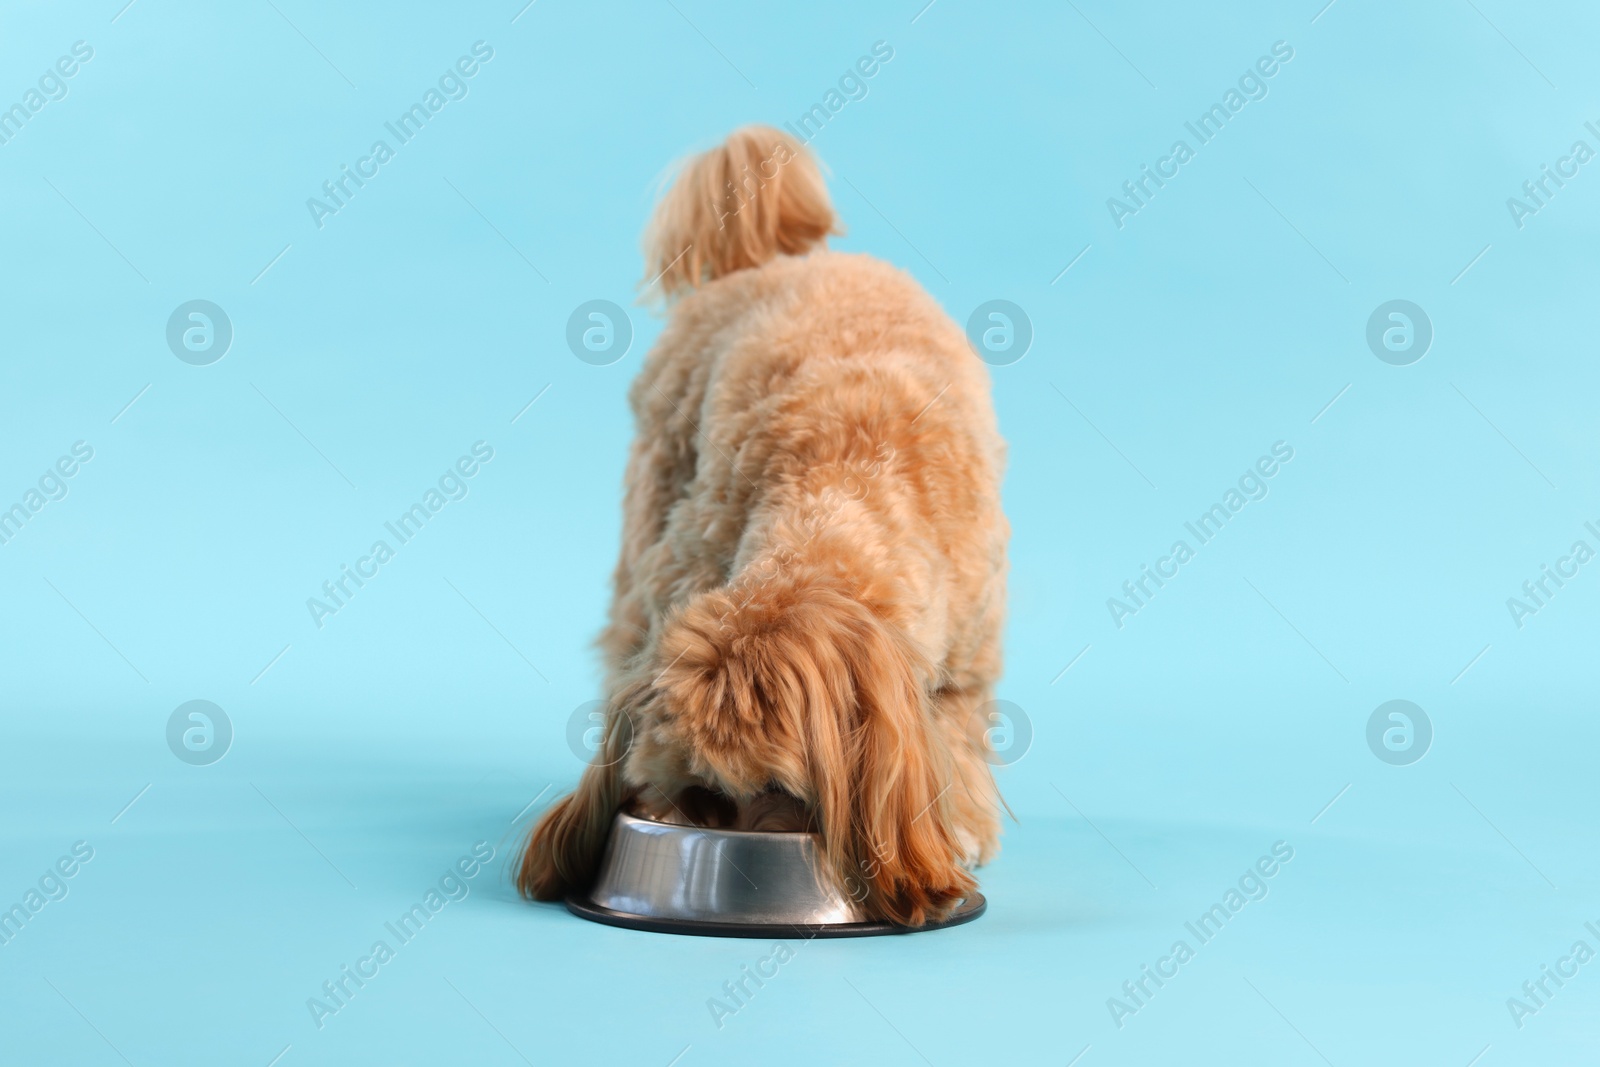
[564,891,985,939]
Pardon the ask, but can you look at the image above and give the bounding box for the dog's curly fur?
[518,125,1009,926]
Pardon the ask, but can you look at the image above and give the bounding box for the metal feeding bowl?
[565,812,985,938]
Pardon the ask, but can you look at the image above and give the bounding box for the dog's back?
[619,246,1008,698]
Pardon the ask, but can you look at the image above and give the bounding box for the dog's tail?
[642,125,838,298]
[652,564,975,927]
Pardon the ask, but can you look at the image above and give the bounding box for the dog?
[518,125,1009,926]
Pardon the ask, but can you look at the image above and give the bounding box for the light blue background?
[2,0,1597,1063]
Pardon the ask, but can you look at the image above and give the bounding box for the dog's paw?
[876,868,976,927]
[855,855,976,927]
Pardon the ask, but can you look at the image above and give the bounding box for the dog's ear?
[517,711,633,900]
[642,124,839,299]
[653,573,973,926]
[810,595,975,926]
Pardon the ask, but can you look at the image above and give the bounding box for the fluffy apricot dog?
[518,126,1009,926]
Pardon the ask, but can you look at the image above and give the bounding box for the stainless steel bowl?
[565,812,985,937]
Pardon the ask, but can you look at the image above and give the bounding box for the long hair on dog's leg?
[516,708,634,900]
[650,569,975,926]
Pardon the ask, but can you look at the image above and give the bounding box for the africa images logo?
[1106,41,1295,229]
[306,42,495,230]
